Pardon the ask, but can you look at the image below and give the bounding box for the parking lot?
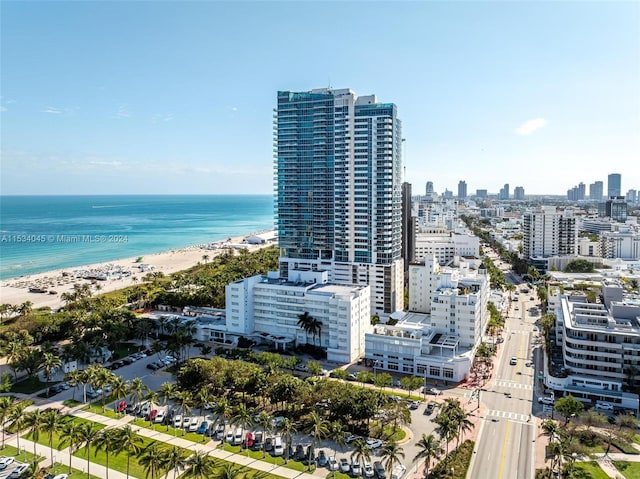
[0,457,29,479]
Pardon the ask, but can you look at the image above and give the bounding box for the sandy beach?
[0,232,275,311]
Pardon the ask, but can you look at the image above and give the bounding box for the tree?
[7,402,27,452]
[184,450,215,479]
[213,463,243,479]
[540,313,556,342]
[77,421,102,479]
[129,377,150,406]
[304,411,329,470]
[0,397,15,449]
[350,439,372,470]
[41,352,62,396]
[113,425,144,479]
[255,411,273,458]
[41,408,61,466]
[230,404,253,453]
[159,445,187,479]
[380,440,405,478]
[297,311,313,345]
[24,409,45,458]
[111,376,130,415]
[60,421,85,475]
[139,442,166,479]
[564,260,595,273]
[213,399,232,441]
[89,423,119,479]
[328,421,345,476]
[554,395,584,425]
[277,417,297,464]
[413,433,443,479]
[306,360,323,376]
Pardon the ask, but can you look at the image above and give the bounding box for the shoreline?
[0,230,275,311]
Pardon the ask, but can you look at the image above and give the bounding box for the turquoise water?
[0,195,274,280]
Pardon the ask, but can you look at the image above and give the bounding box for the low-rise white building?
[414,232,480,265]
[547,283,640,412]
[226,269,371,363]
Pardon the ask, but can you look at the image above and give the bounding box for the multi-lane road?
[468,269,543,479]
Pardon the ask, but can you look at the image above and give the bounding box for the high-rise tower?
[274,88,404,314]
[608,173,622,198]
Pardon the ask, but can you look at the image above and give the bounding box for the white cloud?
[114,104,130,119]
[42,106,63,114]
[516,118,547,135]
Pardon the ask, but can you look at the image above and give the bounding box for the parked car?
[188,417,199,432]
[52,474,68,479]
[215,424,225,440]
[243,432,254,449]
[0,457,15,469]
[173,415,183,428]
[304,446,315,465]
[595,401,614,411]
[374,461,386,479]
[273,436,283,456]
[317,449,327,467]
[426,387,442,396]
[116,401,127,413]
[294,444,305,461]
[197,421,209,435]
[408,400,420,410]
[345,433,361,444]
[538,397,554,405]
[147,410,158,422]
[363,463,375,478]
[425,402,437,415]
[327,456,338,471]
[339,458,350,473]
[265,437,273,452]
[366,438,383,450]
[351,460,362,477]
[252,432,263,451]
[146,362,160,370]
[154,410,166,424]
[225,429,234,443]
[233,428,243,446]
[9,464,28,479]
[391,464,406,479]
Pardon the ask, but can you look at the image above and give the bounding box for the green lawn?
[73,433,180,479]
[45,462,101,479]
[326,473,350,479]
[0,444,43,464]
[574,461,611,479]
[613,461,640,479]
[24,416,106,451]
[62,399,82,408]
[9,376,58,394]
[84,402,121,419]
[219,443,309,472]
[177,457,290,479]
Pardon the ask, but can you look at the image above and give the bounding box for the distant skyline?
[1,1,638,196]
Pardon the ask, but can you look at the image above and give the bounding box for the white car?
[0,457,15,469]
[273,436,283,456]
[392,464,407,479]
[182,416,191,428]
[188,417,199,432]
[366,438,383,449]
[595,402,614,411]
[351,461,362,477]
[52,474,69,479]
[327,456,338,471]
[154,410,166,423]
[8,464,28,479]
[538,397,554,405]
[363,463,375,478]
[173,415,183,428]
[225,430,234,443]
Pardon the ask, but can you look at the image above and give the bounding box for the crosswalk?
[507,329,532,335]
[487,409,531,424]
[495,380,533,390]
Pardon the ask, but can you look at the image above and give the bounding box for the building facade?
[590,181,604,201]
[458,180,467,200]
[608,173,622,198]
[522,207,578,262]
[274,88,404,314]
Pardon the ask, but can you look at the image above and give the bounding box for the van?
[595,401,614,411]
[273,436,283,456]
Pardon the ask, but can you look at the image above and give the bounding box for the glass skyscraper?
[608,173,622,198]
[274,88,404,314]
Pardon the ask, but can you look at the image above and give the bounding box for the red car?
[243,432,254,449]
[147,409,158,421]
[116,401,127,413]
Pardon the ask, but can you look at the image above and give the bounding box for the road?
[468,279,542,479]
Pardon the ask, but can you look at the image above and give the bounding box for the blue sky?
[1,1,638,196]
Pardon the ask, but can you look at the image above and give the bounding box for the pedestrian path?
[495,380,533,390]
[486,409,531,424]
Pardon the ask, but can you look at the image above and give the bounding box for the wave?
[92,205,130,209]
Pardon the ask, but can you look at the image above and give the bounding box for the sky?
[1,1,639,196]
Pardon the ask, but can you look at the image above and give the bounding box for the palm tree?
[254,411,272,458]
[159,382,178,430]
[327,421,345,477]
[41,352,62,396]
[41,409,62,466]
[129,377,150,406]
[195,386,214,419]
[77,422,101,479]
[66,369,84,401]
[213,399,232,441]
[174,390,193,436]
[113,425,144,479]
[184,450,215,479]
[145,390,160,425]
[24,409,45,458]
[139,442,166,479]
[434,415,457,455]
[230,404,253,454]
[111,376,130,415]
[278,418,297,464]
[309,316,324,347]
[7,402,27,452]
[60,421,84,474]
[213,463,243,479]
[413,433,442,479]
[297,311,313,345]
[159,445,188,479]
[380,440,405,478]
[350,439,371,471]
[0,396,15,449]
[305,411,329,470]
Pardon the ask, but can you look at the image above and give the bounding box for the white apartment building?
[523,207,578,260]
[226,269,371,363]
[414,233,480,265]
[365,258,489,382]
[601,230,640,260]
[546,284,640,411]
[365,314,472,382]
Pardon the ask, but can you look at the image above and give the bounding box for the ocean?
[0,195,274,280]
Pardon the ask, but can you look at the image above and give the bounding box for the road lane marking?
[498,420,511,479]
